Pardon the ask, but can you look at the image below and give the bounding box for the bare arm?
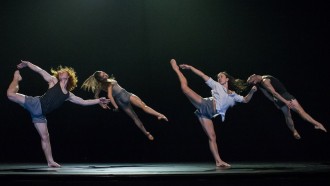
[94,88,101,99]
[242,86,257,103]
[179,64,210,82]
[93,88,110,109]
[67,92,110,106]
[107,85,119,110]
[261,79,293,108]
[17,60,57,85]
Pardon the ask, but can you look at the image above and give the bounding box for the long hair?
[51,66,78,91]
[81,74,101,93]
[81,71,116,93]
[218,71,249,94]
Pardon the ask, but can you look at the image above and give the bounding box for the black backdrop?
[1,0,329,164]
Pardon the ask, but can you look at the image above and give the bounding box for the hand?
[286,100,294,109]
[17,60,29,69]
[99,97,110,104]
[250,86,258,93]
[100,103,110,109]
[179,64,192,70]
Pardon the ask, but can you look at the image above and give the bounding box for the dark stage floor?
[1,162,330,186]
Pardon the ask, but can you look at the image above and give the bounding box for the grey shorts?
[23,96,47,124]
[114,89,133,108]
[194,97,216,119]
[274,92,296,108]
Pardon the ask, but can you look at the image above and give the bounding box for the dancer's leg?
[121,104,154,140]
[130,95,168,121]
[34,123,61,168]
[198,117,230,167]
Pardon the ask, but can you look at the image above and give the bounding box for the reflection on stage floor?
[1,162,329,185]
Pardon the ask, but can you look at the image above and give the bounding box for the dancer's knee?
[40,133,50,142]
[7,92,16,102]
[208,133,217,142]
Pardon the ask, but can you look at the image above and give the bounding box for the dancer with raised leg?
[7,60,110,167]
[170,59,257,167]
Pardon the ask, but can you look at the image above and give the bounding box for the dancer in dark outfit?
[247,74,327,139]
[6,60,110,167]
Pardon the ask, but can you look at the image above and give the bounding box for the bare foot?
[216,161,231,168]
[293,131,301,140]
[146,132,154,141]
[48,161,61,168]
[170,59,180,71]
[14,70,22,81]
[315,124,327,132]
[157,114,168,122]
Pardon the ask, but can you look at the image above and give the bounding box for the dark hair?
[218,71,249,94]
[93,71,103,82]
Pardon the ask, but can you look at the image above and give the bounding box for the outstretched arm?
[179,64,210,82]
[93,88,111,109]
[17,60,56,85]
[68,92,110,106]
[242,86,257,103]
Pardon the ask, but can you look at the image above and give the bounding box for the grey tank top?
[111,82,124,97]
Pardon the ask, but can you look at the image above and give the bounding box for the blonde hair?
[51,66,78,91]
[81,71,116,93]
[81,75,101,93]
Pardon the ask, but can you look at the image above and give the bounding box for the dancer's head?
[93,71,109,82]
[51,66,78,91]
[247,74,260,85]
[218,71,248,94]
[81,71,115,93]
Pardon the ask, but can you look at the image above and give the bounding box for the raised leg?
[7,70,26,105]
[130,95,168,122]
[291,99,327,132]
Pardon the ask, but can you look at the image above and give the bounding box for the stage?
[1,162,330,186]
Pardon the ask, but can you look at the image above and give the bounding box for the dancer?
[247,74,327,139]
[170,59,257,168]
[81,70,168,141]
[6,60,110,168]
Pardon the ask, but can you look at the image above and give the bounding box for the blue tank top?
[40,82,69,114]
